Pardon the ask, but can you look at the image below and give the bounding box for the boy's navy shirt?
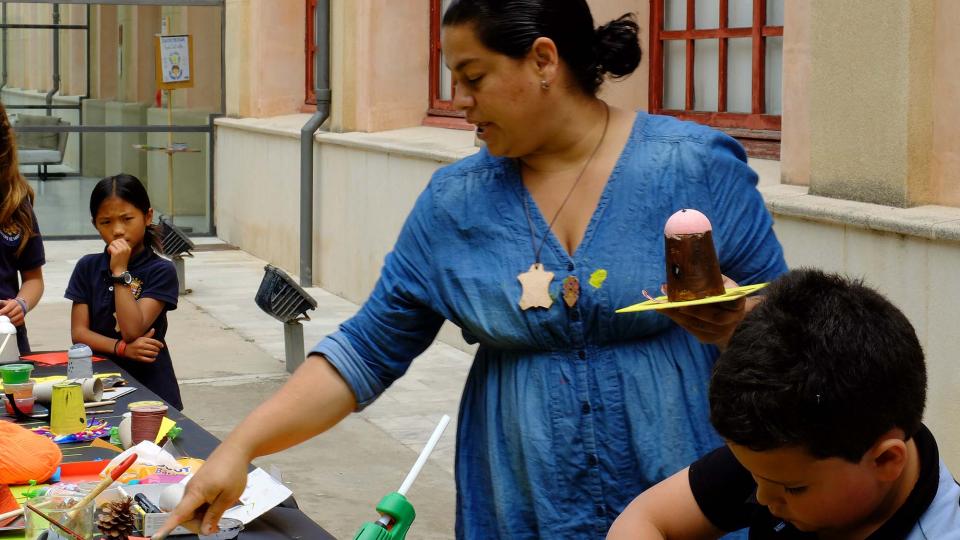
[65,246,182,410]
[689,425,960,539]
[0,206,45,353]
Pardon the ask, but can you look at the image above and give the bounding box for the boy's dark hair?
[90,173,161,252]
[442,0,641,96]
[710,268,927,462]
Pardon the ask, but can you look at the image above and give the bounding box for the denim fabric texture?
[312,112,787,539]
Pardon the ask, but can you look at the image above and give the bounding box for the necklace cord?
[522,101,612,264]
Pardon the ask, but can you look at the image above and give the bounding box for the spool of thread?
[130,403,168,445]
[50,383,86,436]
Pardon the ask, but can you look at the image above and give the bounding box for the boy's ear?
[868,430,908,482]
[146,208,154,223]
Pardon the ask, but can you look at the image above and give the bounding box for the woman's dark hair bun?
[594,14,641,80]
[442,1,641,95]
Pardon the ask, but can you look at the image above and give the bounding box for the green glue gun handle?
[353,492,416,540]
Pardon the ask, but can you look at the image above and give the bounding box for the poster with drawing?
[160,36,190,82]
[155,35,194,90]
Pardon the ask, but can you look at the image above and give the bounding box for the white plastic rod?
[397,414,451,496]
[0,333,12,360]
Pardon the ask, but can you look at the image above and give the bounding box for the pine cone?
[96,496,137,539]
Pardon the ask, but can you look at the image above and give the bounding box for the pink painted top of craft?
[664,208,712,236]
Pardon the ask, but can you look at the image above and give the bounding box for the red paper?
[0,484,17,513]
[58,460,109,483]
[0,484,18,527]
[20,352,107,366]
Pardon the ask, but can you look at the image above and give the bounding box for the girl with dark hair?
[66,174,182,409]
[0,102,45,353]
[160,1,786,538]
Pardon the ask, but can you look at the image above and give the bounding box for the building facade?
[5,0,960,468]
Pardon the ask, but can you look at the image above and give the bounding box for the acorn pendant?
[518,263,554,310]
[562,275,580,308]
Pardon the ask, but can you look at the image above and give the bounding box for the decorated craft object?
[32,418,111,444]
[663,209,725,302]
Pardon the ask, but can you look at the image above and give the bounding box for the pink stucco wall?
[930,0,960,206]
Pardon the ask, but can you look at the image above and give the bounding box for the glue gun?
[353,415,450,540]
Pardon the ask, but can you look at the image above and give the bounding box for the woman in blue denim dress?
[159,1,787,538]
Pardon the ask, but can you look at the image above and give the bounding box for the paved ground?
[31,238,473,539]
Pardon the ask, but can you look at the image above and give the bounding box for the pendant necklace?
[518,102,610,310]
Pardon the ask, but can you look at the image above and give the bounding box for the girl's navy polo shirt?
[0,207,45,353]
[65,247,182,410]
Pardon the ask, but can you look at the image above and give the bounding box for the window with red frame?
[650,0,783,158]
[426,0,471,129]
[305,0,318,105]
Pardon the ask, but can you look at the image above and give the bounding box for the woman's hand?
[0,298,25,326]
[661,275,757,349]
[107,238,132,275]
[122,328,164,362]
[156,442,251,537]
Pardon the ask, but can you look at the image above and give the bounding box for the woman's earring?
[540,80,550,90]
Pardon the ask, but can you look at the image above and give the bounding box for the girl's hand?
[0,298,25,326]
[122,328,164,363]
[107,238,132,275]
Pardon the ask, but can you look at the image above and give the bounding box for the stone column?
[805,0,934,207]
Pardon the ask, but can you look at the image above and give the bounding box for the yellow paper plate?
[616,283,769,313]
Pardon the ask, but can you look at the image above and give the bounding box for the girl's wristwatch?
[110,271,133,285]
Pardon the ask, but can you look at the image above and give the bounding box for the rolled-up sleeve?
[311,183,445,410]
[703,132,787,285]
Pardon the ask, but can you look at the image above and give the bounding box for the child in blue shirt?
[608,269,960,539]
[65,174,182,409]
[0,102,45,353]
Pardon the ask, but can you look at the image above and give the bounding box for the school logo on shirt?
[129,277,144,299]
[0,224,21,243]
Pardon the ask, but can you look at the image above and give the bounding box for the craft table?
[2,358,336,540]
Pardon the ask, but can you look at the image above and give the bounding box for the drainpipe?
[285,0,330,372]
[44,4,61,116]
[299,0,331,287]
[1,4,8,93]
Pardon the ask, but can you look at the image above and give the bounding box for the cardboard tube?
[34,378,103,404]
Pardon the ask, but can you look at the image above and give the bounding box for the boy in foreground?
[608,269,960,539]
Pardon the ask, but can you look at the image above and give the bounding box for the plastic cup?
[4,380,34,399]
[0,363,32,384]
[3,394,35,415]
[23,492,95,540]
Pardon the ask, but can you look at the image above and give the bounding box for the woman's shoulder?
[422,148,513,209]
[431,148,506,184]
[635,112,740,148]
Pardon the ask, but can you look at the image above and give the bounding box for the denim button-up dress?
[313,112,787,539]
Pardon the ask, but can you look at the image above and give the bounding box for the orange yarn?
[0,422,62,484]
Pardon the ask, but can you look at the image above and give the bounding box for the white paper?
[102,386,137,400]
[222,468,293,525]
[104,440,179,476]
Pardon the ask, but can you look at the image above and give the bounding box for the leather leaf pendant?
[562,275,580,308]
[518,263,554,310]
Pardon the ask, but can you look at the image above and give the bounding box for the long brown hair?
[0,101,37,256]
